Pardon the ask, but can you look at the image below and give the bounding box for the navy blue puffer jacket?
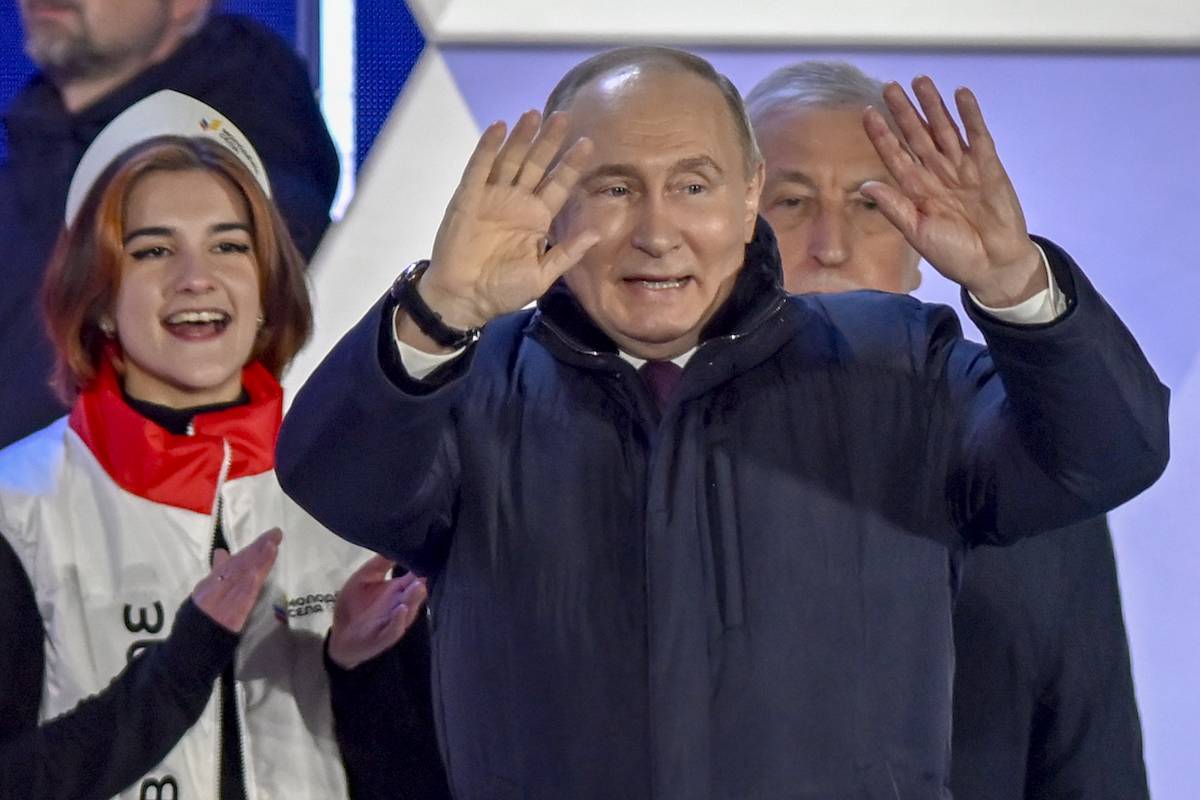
[279,221,1168,800]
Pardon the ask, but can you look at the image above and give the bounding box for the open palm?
[420,110,600,330]
[328,554,428,670]
[861,77,1044,307]
[193,528,281,634]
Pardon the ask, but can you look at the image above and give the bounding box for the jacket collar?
[68,358,282,514]
[531,216,789,370]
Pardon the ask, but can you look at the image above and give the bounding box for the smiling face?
[113,168,262,408]
[552,68,763,360]
[757,105,921,295]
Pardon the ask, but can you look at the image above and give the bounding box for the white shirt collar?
[618,348,696,370]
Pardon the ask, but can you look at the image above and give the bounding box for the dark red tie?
[639,360,684,412]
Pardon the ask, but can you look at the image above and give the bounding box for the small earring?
[256,314,266,330]
[98,318,115,337]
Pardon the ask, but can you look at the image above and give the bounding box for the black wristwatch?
[390,260,482,349]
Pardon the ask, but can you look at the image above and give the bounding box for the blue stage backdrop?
[353,0,424,170]
[0,3,33,158]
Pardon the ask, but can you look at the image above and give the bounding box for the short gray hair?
[544,46,762,175]
[745,60,893,129]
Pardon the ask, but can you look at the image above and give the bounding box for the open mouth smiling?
[162,309,232,338]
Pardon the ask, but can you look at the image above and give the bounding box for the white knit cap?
[64,89,271,227]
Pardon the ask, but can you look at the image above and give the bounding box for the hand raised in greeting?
[861,77,1045,308]
[398,110,600,350]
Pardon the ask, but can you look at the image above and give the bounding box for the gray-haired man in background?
[748,60,1150,800]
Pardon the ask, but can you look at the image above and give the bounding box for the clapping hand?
[327,554,428,671]
[396,110,600,349]
[192,527,282,634]
[860,76,1046,308]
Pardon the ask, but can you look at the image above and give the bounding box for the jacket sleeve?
[0,533,44,753]
[936,236,1170,543]
[0,534,237,800]
[278,293,475,575]
[325,613,452,799]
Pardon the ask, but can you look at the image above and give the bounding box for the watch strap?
[390,260,482,349]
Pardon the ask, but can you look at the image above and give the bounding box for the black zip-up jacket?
[0,14,338,450]
[277,221,1169,799]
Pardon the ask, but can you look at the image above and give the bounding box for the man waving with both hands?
[279,47,1167,800]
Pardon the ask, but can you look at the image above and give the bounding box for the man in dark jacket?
[748,60,1150,800]
[277,47,1169,799]
[0,0,338,448]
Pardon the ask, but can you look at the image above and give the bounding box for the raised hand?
[327,554,428,671]
[192,527,282,634]
[406,110,600,340]
[860,76,1046,307]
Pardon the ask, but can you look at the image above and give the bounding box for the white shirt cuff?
[968,243,1067,325]
[391,305,467,380]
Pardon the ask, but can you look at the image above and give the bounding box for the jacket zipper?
[540,293,786,798]
[212,508,231,800]
[235,682,257,800]
[207,440,251,800]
